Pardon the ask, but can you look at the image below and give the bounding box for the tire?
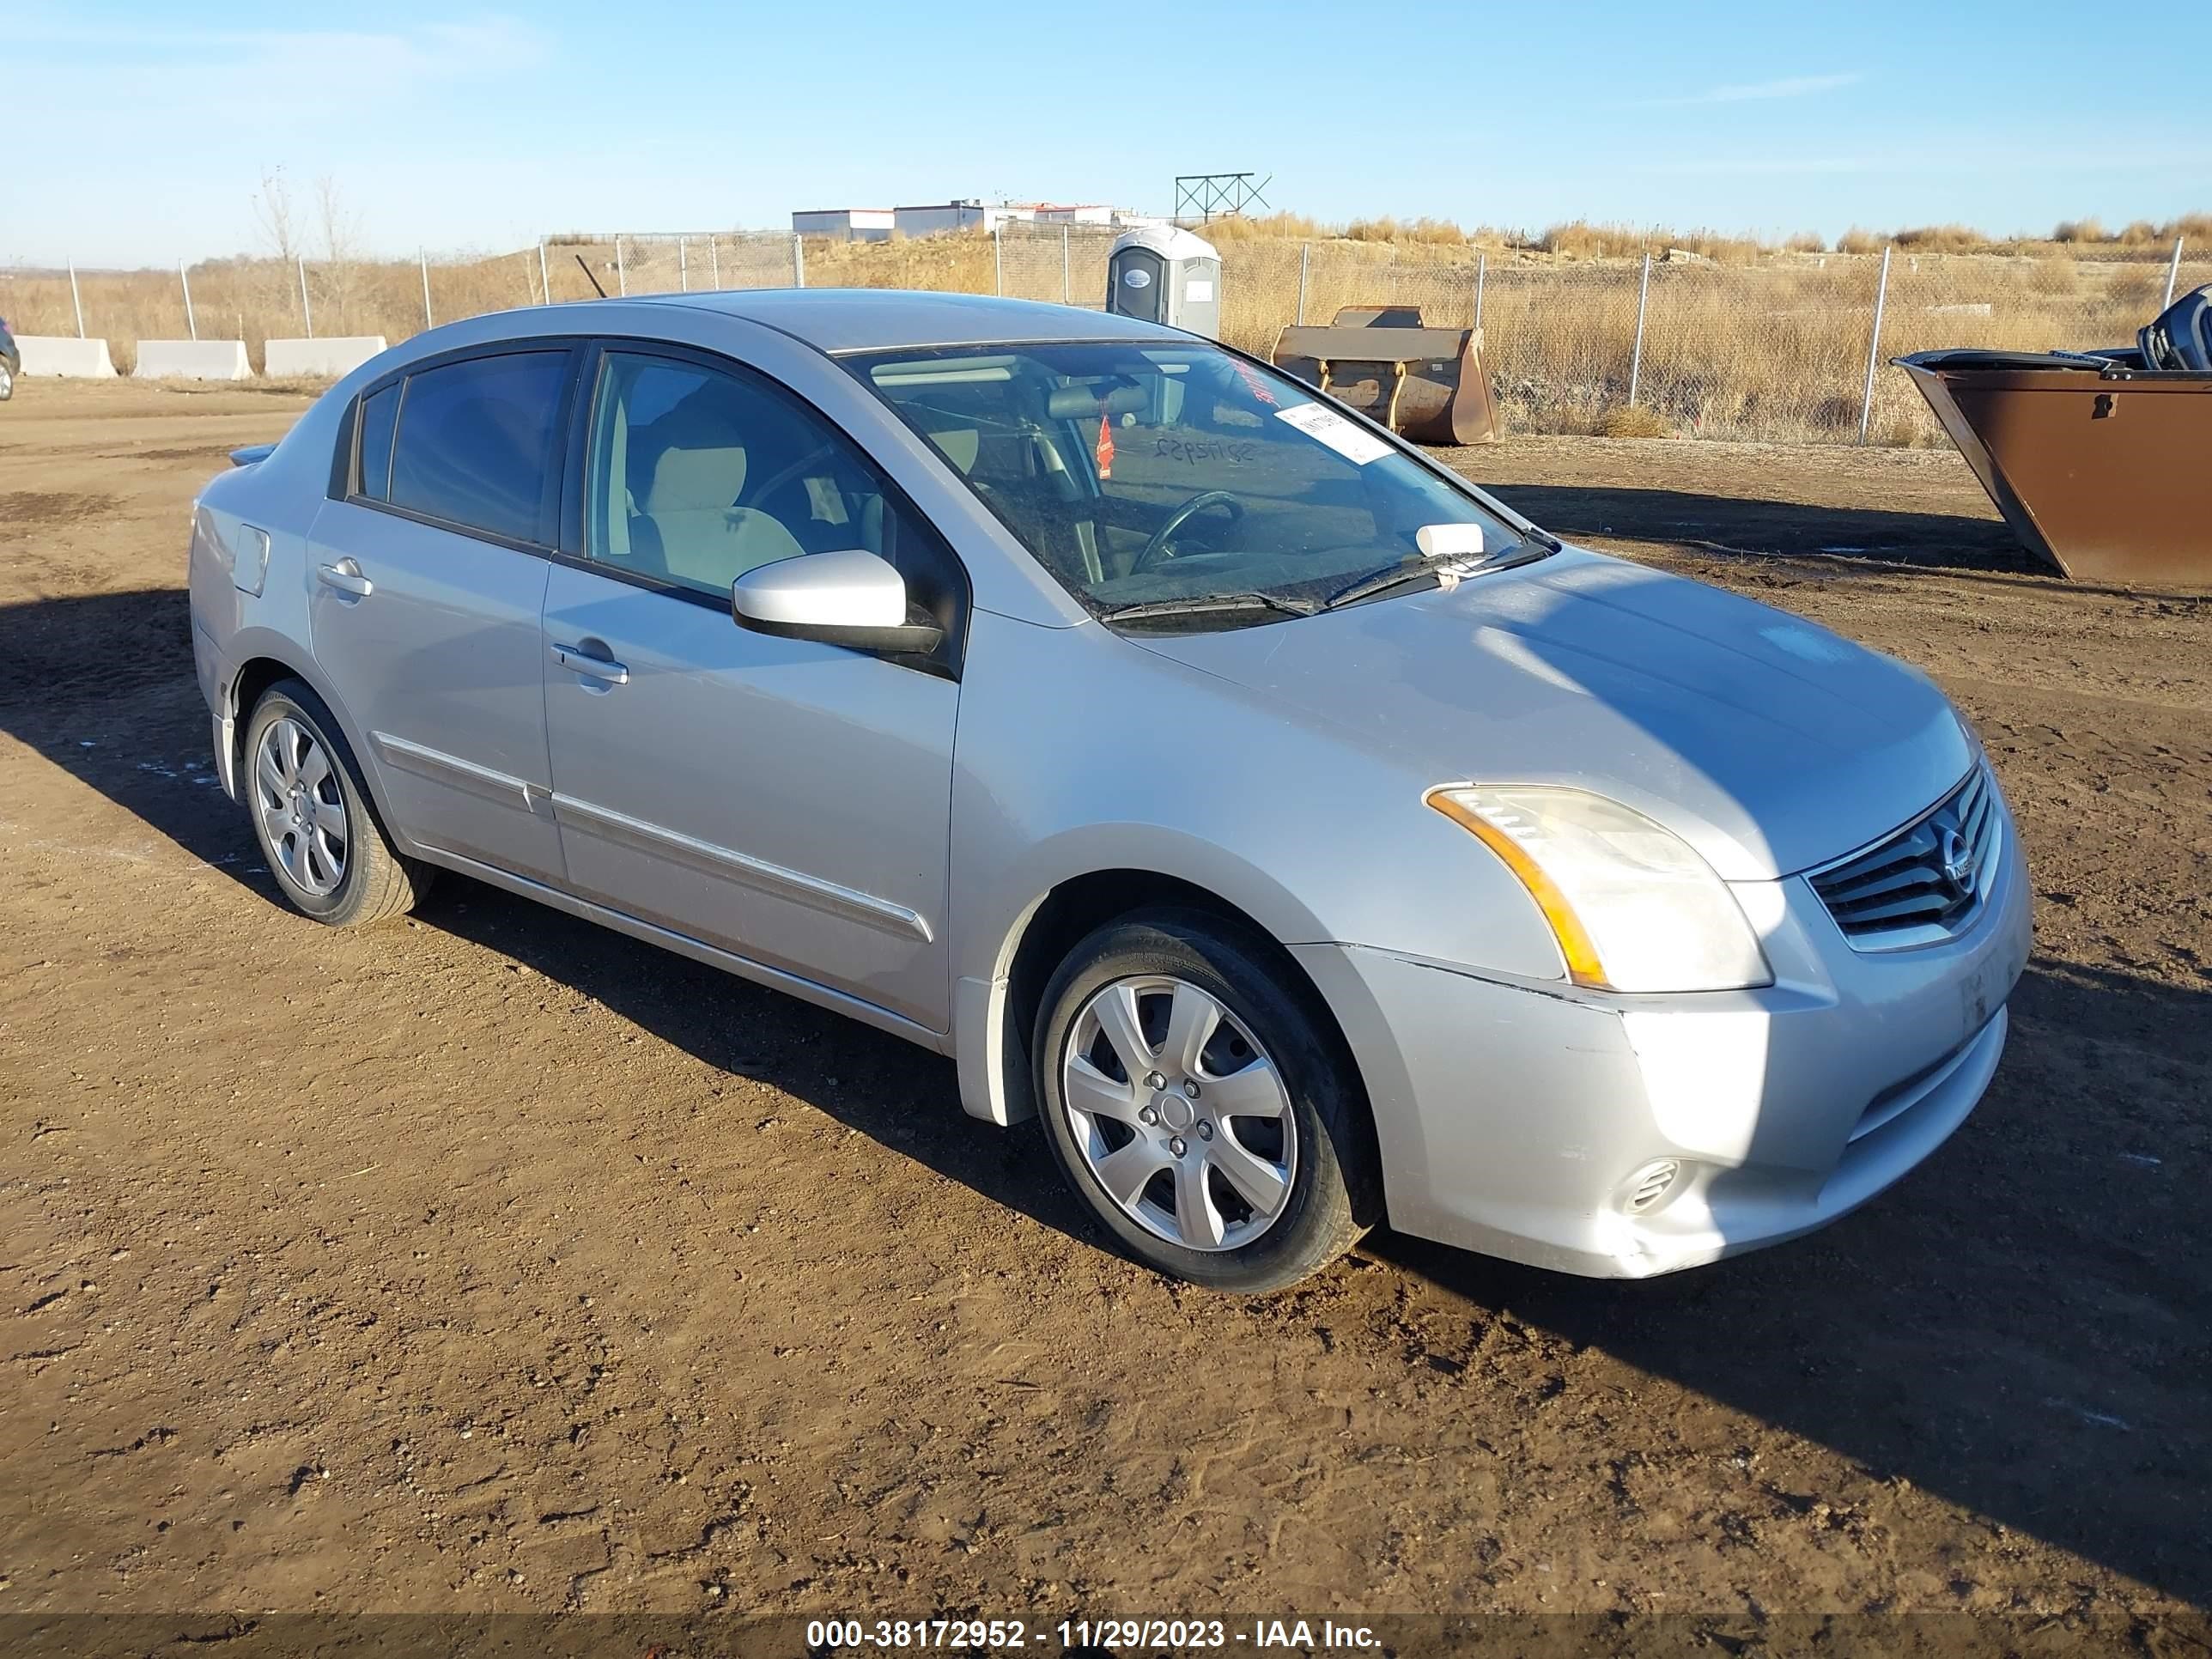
[1033,908,1378,1293]
[241,679,430,927]
[0,361,15,401]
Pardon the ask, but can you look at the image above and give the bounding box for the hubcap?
[253,716,348,897]
[1060,975,1297,1253]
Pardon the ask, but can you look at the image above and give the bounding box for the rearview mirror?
[731,550,944,654]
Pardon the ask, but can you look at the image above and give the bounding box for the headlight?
[1425,785,1771,993]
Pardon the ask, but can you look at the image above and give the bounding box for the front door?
[539,346,965,1030]
[306,346,578,883]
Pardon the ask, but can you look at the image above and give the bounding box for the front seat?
[634,434,807,592]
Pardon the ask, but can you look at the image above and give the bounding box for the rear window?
[384,351,568,544]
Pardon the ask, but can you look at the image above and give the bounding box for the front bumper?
[1292,794,2033,1279]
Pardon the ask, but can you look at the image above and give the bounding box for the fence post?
[709,237,720,290]
[179,260,198,341]
[1626,251,1652,406]
[614,236,628,295]
[2164,235,2185,309]
[1296,241,1310,325]
[420,248,434,328]
[791,232,806,289]
[1857,244,1893,447]
[1474,251,1486,331]
[993,222,1004,296]
[538,238,550,305]
[1061,223,1072,304]
[297,255,313,338]
[678,236,688,292]
[70,261,84,338]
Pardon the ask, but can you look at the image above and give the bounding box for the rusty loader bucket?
[1271,307,1500,445]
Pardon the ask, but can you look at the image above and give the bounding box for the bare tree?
[250,166,305,337]
[314,174,366,331]
[252,167,299,263]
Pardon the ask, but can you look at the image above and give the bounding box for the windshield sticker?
[1095,409,1115,479]
[1275,402,1393,465]
[1230,359,1279,406]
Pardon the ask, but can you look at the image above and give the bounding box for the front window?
[845,340,1540,629]
[580,349,969,672]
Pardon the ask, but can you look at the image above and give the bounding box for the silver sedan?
[185,291,2031,1292]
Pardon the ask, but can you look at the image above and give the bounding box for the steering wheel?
[1132,490,1245,574]
[741,440,840,514]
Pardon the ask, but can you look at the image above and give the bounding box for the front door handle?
[550,642,629,685]
[316,559,374,599]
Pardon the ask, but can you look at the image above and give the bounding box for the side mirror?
[731,550,944,654]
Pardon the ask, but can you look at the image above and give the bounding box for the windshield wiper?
[1322,526,1564,612]
[1097,591,1321,625]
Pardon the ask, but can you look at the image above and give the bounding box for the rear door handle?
[316,559,373,599]
[550,642,629,685]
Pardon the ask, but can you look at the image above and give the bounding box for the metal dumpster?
[1898,345,2212,586]
[1270,307,1499,445]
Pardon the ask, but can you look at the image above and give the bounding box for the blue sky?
[9,0,2209,267]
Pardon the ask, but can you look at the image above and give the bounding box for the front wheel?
[0,361,15,401]
[1033,908,1377,1292]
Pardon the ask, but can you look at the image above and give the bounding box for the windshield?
[843,341,1539,628]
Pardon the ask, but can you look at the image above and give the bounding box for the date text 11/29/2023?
[805,1618,1381,1650]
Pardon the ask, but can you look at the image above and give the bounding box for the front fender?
[942,610,1570,1124]
[948,823,1334,1127]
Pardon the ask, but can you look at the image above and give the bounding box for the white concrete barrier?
[17,336,118,378]
[263,336,388,379]
[135,339,253,380]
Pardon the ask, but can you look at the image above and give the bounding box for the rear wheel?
[0,361,15,401]
[1033,908,1376,1292]
[242,680,430,927]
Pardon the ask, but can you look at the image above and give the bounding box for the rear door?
[538,343,966,1031]
[307,345,580,883]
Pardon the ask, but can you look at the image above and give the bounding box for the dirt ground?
[2,381,2207,1633]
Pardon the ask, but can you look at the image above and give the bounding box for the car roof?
[629,288,1188,354]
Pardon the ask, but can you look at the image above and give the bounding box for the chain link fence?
[6,230,2201,445]
[1208,240,2207,445]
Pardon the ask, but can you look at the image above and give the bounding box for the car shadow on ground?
[1480,482,2036,572]
[1370,950,2211,1608]
[5,586,2209,1608]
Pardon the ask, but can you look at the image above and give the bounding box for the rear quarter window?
[356,383,399,500]
[384,351,568,544]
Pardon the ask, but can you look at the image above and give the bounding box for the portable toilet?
[1105,227,1221,337]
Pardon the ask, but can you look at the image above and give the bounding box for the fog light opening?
[1622,1159,1683,1216]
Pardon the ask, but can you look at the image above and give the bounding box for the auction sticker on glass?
[1276,401,1393,465]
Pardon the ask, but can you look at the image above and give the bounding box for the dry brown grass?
[1198,211,1332,243]
[6,210,2203,448]
[1599,406,1674,439]
[0,248,546,374]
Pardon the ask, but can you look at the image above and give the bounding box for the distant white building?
[790,207,896,242]
[1029,204,1118,226]
[792,199,1155,240]
[890,201,1034,237]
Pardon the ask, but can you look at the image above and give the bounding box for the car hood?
[1129,549,1972,881]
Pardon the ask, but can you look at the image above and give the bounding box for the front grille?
[1808,763,2002,950]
